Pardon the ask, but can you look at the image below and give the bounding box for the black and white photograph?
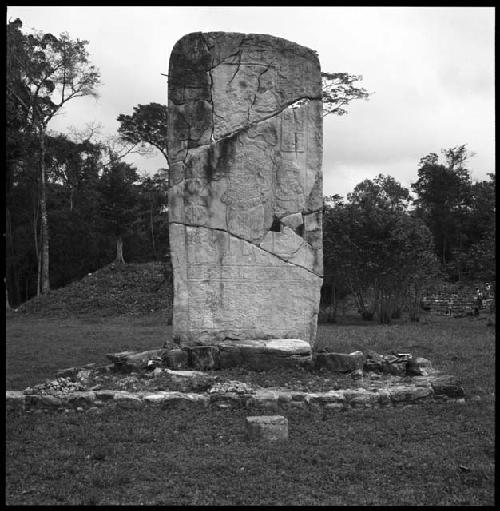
[6,5,495,506]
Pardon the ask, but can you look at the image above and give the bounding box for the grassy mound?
[16,262,173,318]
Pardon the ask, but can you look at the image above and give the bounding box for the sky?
[7,6,495,198]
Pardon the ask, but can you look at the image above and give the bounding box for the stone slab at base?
[246,415,288,441]
[106,349,164,372]
[218,339,312,371]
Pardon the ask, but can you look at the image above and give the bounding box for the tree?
[321,72,370,117]
[134,170,169,260]
[323,175,439,323]
[99,161,140,264]
[116,74,370,164]
[411,145,473,270]
[6,18,100,294]
[117,103,169,163]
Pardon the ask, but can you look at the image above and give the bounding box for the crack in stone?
[228,50,243,84]
[200,33,216,144]
[248,66,270,123]
[175,95,321,155]
[170,221,322,278]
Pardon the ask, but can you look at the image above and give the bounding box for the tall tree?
[6,18,100,294]
[411,145,473,271]
[99,161,140,264]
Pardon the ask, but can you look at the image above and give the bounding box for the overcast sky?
[7,6,495,198]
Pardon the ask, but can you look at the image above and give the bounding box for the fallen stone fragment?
[246,415,288,442]
[406,357,433,376]
[430,375,465,398]
[106,349,164,372]
[382,361,407,376]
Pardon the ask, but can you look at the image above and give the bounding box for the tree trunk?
[115,236,125,264]
[39,130,50,294]
[37,234,42,296]
[150,206,156,259]
[5,278,11,310]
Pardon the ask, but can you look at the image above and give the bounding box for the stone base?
[245,415,288,442]
[218,339,312,371]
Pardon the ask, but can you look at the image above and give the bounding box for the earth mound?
[16,262,173,318]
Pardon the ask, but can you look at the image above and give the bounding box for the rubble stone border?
[6,373,466,415]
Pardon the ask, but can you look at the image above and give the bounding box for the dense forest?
[6,19,495,320]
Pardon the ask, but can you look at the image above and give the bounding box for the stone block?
[219,339,312,371]
[210,391,246,408]
[248,390,279,411]
[40,395,64,408]
[168,32,323,348]
[314,352,363,373]
[406,357,433,376]
[163,348,190,370]
[246,415,288,442]
[106,349,164,372]
[430,375,465,398]
[95,390,118,401]
[160,391,196,409]
[189,346,220,370]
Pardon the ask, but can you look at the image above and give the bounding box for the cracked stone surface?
[167,32,323,347]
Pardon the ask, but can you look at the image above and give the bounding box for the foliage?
[323,174,440,323]
[411,146,495,282]
[321,72,370,117]
[117,103,169,162]
[6,18,101,294]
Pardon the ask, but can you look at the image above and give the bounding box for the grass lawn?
[5,311,495,505]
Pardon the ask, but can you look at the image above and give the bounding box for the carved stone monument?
[167,32,323,348]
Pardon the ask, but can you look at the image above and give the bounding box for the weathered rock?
[363,351,385,372]
[382,361,407,376]
[248,390,280,410]
[168,32,323,349]
[113,392,144,409]
[163,348,190,370]
[430,375,465,398]
[245,415,288,441]
[218,338,312,370]
[106,349,164,372]
[406,357,433,376]
[95,390,117,401]
[189,345,221,370]
[314,352,363,373]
